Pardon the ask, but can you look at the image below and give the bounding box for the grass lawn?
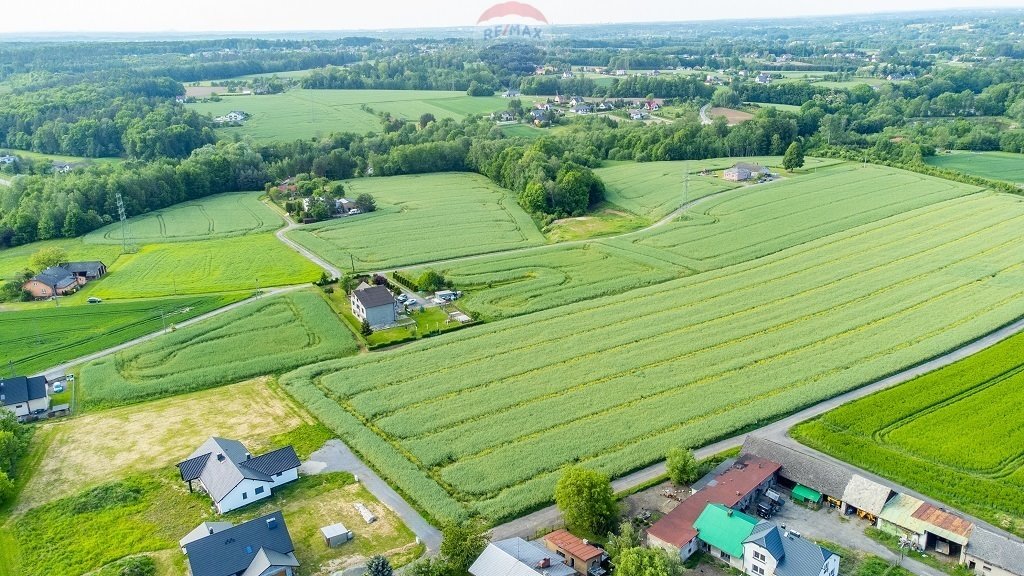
[0,148,123,166]
[87,234,321,298]
[746,101,803,113]
[925,150,1024,184]
[0,293,246,375]
[793,327,1024,536]
[78,289,358,410]
[1,378,418,576]
[83,191,283,245]
[325,287,463,348]
[286,172,545,271]
[187,89,527,140]
[544,204,650,242]
[279,164,1023,525]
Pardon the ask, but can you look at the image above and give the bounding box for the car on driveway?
[406,299,417,306]
[53,383,65,394]
[397,294,409,303]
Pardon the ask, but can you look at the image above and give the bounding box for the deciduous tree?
[554,466,617,535]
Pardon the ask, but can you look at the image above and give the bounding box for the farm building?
[176,437,300,514]
[181,511,300,576]
[470,537,576,576]
[740,437,853,511]
[503,89,521,98]
[647,454,780,561]
[723,162,768,182]
[0,375,50,419]
[61,261,107,281]
[350,283,398,328]
[321,523,353,548]
[542,529,606,576]
[743,523,841,576]
[0,154,16,164]
[876,494,973,559]
[693,504,760,570]
[23,266,79,298]
[963,527,1024,576]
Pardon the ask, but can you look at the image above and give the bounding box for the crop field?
[595,157,843,219]
[606,163,979,272]
[0,294,244,375]
[287,173,545,271]
[78,289,358,409]
[926,151,1024,184]
[410,243,683,319]
[187,89,516,140]
[280,175,1024,524]
[792,329,1024,535]
[87,234,321,298]
[84,191,282,244]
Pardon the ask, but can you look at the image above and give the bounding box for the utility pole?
[255,277,260,298]
[115,192,128,254]
[350,253,355,273]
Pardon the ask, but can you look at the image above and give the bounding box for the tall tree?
[554,466,618,535]
[613,547,682,576]
[440,522,489,574]
[666,447,699,485]
[783,141,805,170]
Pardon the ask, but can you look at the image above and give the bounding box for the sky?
[1,0,1022,34]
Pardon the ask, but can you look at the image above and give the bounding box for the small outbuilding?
[321,523,353,548]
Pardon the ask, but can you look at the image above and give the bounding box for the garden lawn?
[187,89,520,140]
[0,293,244,375]
[925,150,1024,184]
[279,166,1024,525]
[78,289,358,409]
[83,191,282,245]
[793,328,1024,537]
[87,234,320,298]
[286,172,545,271]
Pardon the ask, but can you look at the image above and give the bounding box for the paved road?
[491,315,1024,541]
[32,285,305,380]
[273,206,343,280]
[699,103,712,125]
[302,439,442,553]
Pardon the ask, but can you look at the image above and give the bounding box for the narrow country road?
[699,102,712,125]
[270,204,343,280]
[33,285,306,380]
[302,439,442,553]
[490,315,1024,552]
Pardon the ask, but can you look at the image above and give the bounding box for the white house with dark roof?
[177,437,300,513]
[744,523,840,576]
[181,511,300,576]
[0,375,50,419]
[350,283,397,328]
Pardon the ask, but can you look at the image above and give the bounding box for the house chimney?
[217,453,225,461]
[539,558,551,568]
[583,539,589,546]
[208,525,215,535]
[245,452,251,460]
[727,510,733,517]
[266,517,278,530]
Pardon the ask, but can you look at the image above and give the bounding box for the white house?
[181,511,300,576]
[963,527,1024,576]
[350,283,398,328]
[0,376,50,419]
[177,437,300,514]
[743,524,840,576]
[470,537,576,576]
[756,72,773,84]
[0,154,17,164]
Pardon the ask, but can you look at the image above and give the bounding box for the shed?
[792,484,822,504]
[321,523,353,548]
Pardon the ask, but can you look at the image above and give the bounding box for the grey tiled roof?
[353,285,396,308]
[966,527,1024,572]
[178,453,211,482]
[33,266,76,289]
[741,436,852,498]
[61,261,106,277]
[177,438,299,503]
[0,375,47,407]
[471,538,575,576]
[746,524,837,576]
[242,446,300,477]
[184,511,296,576]
[746,522,784,559]
[842,475,894,516]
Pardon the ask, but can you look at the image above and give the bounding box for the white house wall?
[216,478,275,513]
[743,543,779,575]
[819,554,840,576]
[964,555,1020,576]
[269,467,298,487]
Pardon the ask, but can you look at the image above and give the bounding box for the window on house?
[752,566,764,576]
[754,551,765,561]
[276,472,283,477]
[255,486,265,495]
[719,551,729,561]
[242,492,248,500]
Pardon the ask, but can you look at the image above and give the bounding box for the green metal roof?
[693,503,760,558]
[792,484,822,503]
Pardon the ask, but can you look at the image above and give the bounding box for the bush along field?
[279,166,1024,525]
[792,328,1024,536]
[285,172,545,272]
[0,293,247,375]
[78,289,358,410]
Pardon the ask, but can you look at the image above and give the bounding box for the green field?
[793,328,1024,535]
[84,191,282,244]
[926,151,1024,184]
[187,89,520,140]
[0,239,123,286]
[0,294,245,375]
[286,172,545,271]
[87,234,321,298]
[79,289,358,409]
[607,163,975,272]
[279,165,1024,524]
[746,101,803,113]
[410,243,683,320]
